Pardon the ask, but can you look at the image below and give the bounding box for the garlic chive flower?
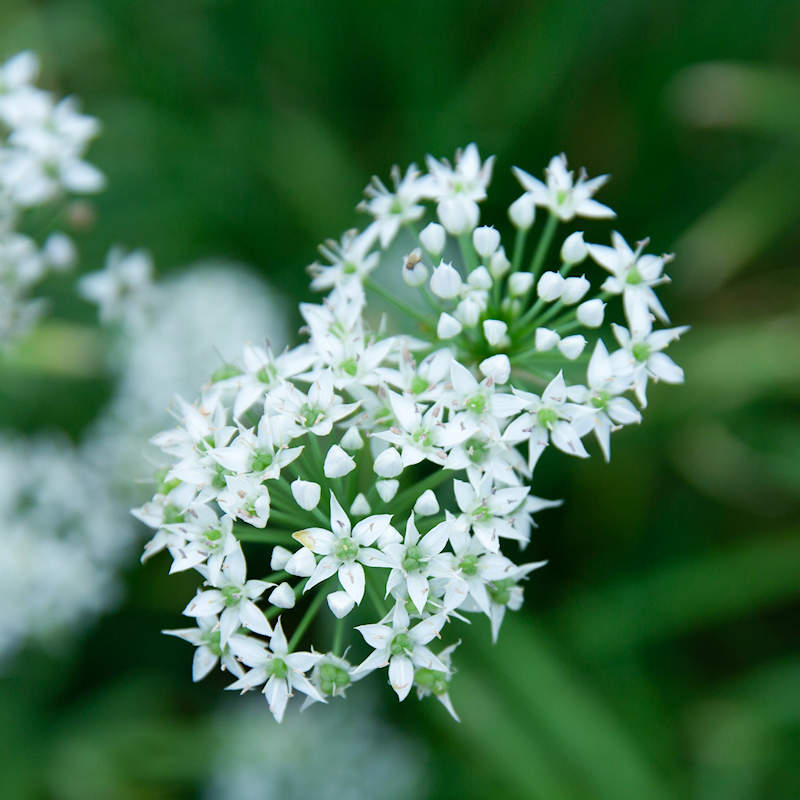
[138,143,687,723]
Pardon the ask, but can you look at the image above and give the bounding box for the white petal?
[389,655,414,700]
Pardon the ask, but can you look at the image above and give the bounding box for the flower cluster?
[137,144,688,722]
[0,51,103,344]
[0,435,132,664]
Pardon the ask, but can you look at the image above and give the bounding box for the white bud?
[374,447,403,477]
[508,271,534,297]
[324,445,356,478]
[479,354,511,384]
[482,319,508,346]
[270,545,293,570]
[455,299,481,328]
[43,232,76,271]
[537,271,564,302]
[350,493,371,517]
[269,582,296,609]
[535,327,561,351]
[489,247,511,279]
[561,275,590,304]
[467,265,492,290]
[508,193,535,229]
[291,479,321,511]
[558,334,587,360]
[437,312,462,339]
[376,479,399,502]
[286,546,316,577]
[472,226,500,258]
[437,197,477,235]
[430,261,462,299]
[2,51,39,88]
[560,231,588,264]
[419,222,446,256]
[402,249,428,287]
[327,590,355,619]
[577,298,605,328]
[414,490,440,516]
[340,426,364,452]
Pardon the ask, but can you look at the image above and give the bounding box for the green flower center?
[300,403,323,428]
[267,658,288,679]
[340,357,358,377]
[488,578,515,606]
[415,667,448,696]
[632,342,651,362]
[411,375,428,395]
[162,504,184,525]
[390,633,412,656]
[591,390,610,410]
[402,544,424,572]
[221,585,242,606]
[459,554,479,576]
[257,364,277,385]
[411,428,434,448]
[319,662,351,695]
[465,393,487,415]
[464,436,488,464]
[202,630,222,657]
[537,407,558,427]
[335,537,360,562]
[625,264,643,285]
[251,451,274,472]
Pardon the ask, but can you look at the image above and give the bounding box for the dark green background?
[1,1,799,798]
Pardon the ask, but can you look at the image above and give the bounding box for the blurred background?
[1,1,799,798]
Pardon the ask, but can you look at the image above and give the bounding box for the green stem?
[365,569,388,618]
[458,233,478,272]
[364,277,430,325]
[387,469,454,515]
[528,212,559,280]
[511,226,528,272]
[234,526,294,544]
[288,585,328,650]
[332,617,345,656]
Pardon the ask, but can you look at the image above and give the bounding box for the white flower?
[587,231,671,334]
[217,474,271,528]
[610,320,689,407]
[560,275,590,304]
[560,231,587,264]
[482,319,507,347]
[537,270,564,301]
[577,298,605,328]
[472,225,500,258]
[227,619,323,722]
[358,165,426,248]
[535,327,560,351]
[513,154,614,221]
[78,246,153,324]
[355,604,449,700]
[557,334,586,360]
[183,543,272,645]
[508,193,535,229]
[508,271,533,296]
[308,228,379,290]
[293,493,396,604]
[429,260,462,299]
[418,222,446,256]
[163,615,246,682]
[323,444,356,478]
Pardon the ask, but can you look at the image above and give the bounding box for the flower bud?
[437,312,462,339]
[437,197,478,235]
[43,232,76,271]
[467,265,492,290]
[535,327,560,351]
[489,247,511,279]
[414,490,440,516]
[537,271,564,301]
[286,546,316,577]
[376,479,399,502]
[508,271,533,296]
[482,319,508,346]
[430,261,462,299]
[560,231,587,264]
[558,334,586,360]
[291,479,321,511]
[324,445,356,478]
[270,545,293,570]
[472,226,500,258]
[340,426,364,451]
[561,275,590,304]
[402,249,428,287]
[374,447,403,477]
[456,298,481,328]
[479,354,511,384]
[269,582,296,609]
[419,222,446,256]
[350,493,371,517]
[508,193,535,230]
[577,298,605,328]
[327,590,355,619]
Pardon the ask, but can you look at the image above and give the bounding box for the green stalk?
[288,585,328,650]
[528,212,559,280]
[458,233,479,272]
[364,277,431,325]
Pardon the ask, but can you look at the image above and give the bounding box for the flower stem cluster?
[137,143,688,722]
